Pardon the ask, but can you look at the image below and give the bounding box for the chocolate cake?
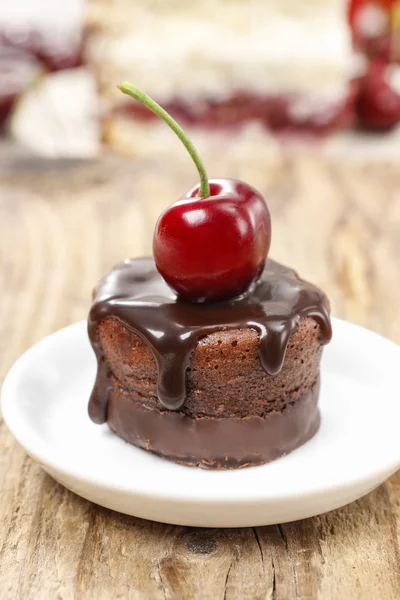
[88,257,331,469]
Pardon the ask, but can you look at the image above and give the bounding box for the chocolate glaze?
[88,257,331,424]
[107,379,321,469]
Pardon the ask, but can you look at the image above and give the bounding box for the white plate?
[2,319,400,528]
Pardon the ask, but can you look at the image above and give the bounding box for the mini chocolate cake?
[88,257,331,469]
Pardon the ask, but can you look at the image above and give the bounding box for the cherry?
[118,83,271,303]
[356,59,400,131]
[153,179,271,302]
[349,0,391,58]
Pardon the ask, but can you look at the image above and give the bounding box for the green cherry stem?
[118,82,210,198]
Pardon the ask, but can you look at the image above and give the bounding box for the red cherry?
[356,59,400,131]
[117,83,271,302]
[153,179,271,303]
[349,0,391,58]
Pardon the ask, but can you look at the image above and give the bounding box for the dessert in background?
[84,0,357,155]
[3,0,400,155]
[0,0,83,130]
[9,67,100,157]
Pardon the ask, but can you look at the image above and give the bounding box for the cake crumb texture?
[99,316,322,418]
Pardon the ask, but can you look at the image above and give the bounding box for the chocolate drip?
[88,257,331,423]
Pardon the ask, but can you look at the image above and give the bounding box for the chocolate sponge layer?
[99,316,322,418]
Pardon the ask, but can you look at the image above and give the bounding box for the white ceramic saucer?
[2,319,400,528]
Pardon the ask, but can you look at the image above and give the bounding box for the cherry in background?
[349,0,394,59]
[119,83,272,304]
[357,58,400,130]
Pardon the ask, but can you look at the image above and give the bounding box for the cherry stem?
[118,82,210,198]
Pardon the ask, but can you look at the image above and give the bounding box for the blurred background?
[1,0,400,159]
[0,0,399,340]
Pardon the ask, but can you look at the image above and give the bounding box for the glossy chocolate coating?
[88,257,331,423]
[107,378,321,469]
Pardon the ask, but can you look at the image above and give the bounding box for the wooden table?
[0,144,400,599]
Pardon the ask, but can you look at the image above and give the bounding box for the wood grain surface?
[0,142,399,599]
